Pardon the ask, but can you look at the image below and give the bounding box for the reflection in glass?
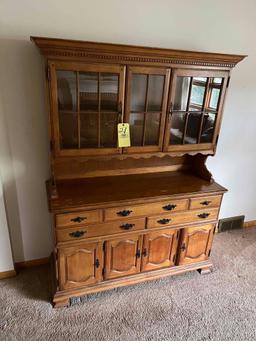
[193,77,207,82]
[173,77,191,111]
[59,112,78,148]
[185,113,201,144]
[131,75,147,112]
[213,77,222,84]
[190,84,206,109]
[80,113,98,148]
[79,72,98,111]
[57,71,77,111]
[100,113,117,147]
[210,88,220,109]
[144,113,160,145]
[147,75,164,111]
[101,73,118,111]
[200,113,216,143]
[130,113,144,146]
[170,113,186,145]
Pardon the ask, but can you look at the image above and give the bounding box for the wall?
[0,0,255,262]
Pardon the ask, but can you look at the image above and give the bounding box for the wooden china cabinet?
[31,36,245,307]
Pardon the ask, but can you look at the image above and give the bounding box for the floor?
[1,228,256,341]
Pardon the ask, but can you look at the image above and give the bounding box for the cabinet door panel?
[59,242,102,290]
[164,69,229,154]
[105,235,143,279]
[124,66,170,153]
[178,224,214,265]
[50,62,125,156]
[141,229,179,272]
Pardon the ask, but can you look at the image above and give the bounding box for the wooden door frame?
[49,61,125,157]
[124,66,171,154]
[163,68,230,154]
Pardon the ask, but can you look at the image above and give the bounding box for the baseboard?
[0,269,16,280]
[15,257,50,271]
[244,220,256,228]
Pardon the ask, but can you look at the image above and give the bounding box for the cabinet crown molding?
[31,36,246,69]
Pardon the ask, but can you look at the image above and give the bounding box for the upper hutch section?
[31,37,245,179]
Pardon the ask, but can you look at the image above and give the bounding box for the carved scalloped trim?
[42,49,236,68]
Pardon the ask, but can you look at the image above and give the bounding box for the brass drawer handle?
[162,204,177,211]
[70,216,87,223]
[198,213,210,219]
[69,230,86,238]
[200,201,211,206]
[120,223,135,230]
[157,218,171,225]
[117,210,133,217]
[180,243,186,252]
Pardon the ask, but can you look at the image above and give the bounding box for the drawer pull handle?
[69,230,86,238]
[142,248,147,257]
[136,250,141,258]
[117,210,133,217]
[157,218,171,225]
[95,259,100,268]
[71,216,87,223]
[198,213,210,219]
[200,201,211,206]
[180,243,186,252]
[162,204,177,211]
[120,223,135,230]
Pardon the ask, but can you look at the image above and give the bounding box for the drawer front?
[104,199,189,221]
[56,210,102,228]
[190,195,222,210]
[56,218,146,242]
[147,208,219,228]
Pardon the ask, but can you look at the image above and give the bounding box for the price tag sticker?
[117,123,131,147]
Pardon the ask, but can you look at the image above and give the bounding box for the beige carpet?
[1,228,256,341]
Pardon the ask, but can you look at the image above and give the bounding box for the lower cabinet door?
[104,234,143,280]
[141,228,179,272]
[178,224,214,265]
[58,241,103,290]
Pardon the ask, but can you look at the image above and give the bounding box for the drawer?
[147,208,219,229]
[189,195,222,210]
[104,199,189,221]
[56,209,102,228]
[56,218,146,242]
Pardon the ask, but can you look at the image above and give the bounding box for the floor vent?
[218,215,245,232]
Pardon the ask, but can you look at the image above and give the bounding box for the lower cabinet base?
[52,259,213,308]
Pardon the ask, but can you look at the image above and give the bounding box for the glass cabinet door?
[51,62,125,156]
[124,66,170,153]
[164,69,229,153]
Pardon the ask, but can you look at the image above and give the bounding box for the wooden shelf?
[47,171,227,212]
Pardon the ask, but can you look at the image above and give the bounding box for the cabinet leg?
[197,267,212,275]
[53,297,70,308]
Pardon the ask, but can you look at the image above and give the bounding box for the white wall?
[0,0,255,262]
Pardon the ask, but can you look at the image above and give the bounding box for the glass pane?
[147,75,164,111]
[80,113,98,148]
[144,113,160,145]
[213,77,222,84]
[131,74,147,112]
[100,73,118,111]
[79,72,98,111]
[200,113,216,143]
[190,83,206,110]
[185,113,201,144]
[100,113,117,147]
[210,88,221,109]
[59,112,78,149]
[57,71,77,111]
[170,112,186,145]
[173,77,191,111]
[130,113,144,146]
[193,77,207,82]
